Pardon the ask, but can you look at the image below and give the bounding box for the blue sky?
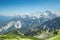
[0,0,60,14]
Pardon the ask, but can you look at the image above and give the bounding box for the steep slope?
[37,17,60,31]
[24,17,60,40]
[0,10,60,34]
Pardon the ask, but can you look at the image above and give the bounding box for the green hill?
[46,30,60,40]
[0,30,42,40]
[0,29,60,40]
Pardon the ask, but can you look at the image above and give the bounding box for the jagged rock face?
[37,17,60,31]
[0,10,60,34]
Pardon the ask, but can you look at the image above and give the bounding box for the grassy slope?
[46,30,60,40]
[0,30,42,40]
[0,30,60,40]
[0,34,42,40]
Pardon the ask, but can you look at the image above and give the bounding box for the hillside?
[0,10,60,40]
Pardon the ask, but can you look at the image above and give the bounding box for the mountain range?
[0,10,60,34]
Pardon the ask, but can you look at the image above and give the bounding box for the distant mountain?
[0,10,60,34]
[0,16,14,28]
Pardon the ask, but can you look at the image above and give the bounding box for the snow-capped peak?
[46,10,60,17]
[0,10,60,34]
[52,10,60,16]
[0,10,60,18]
